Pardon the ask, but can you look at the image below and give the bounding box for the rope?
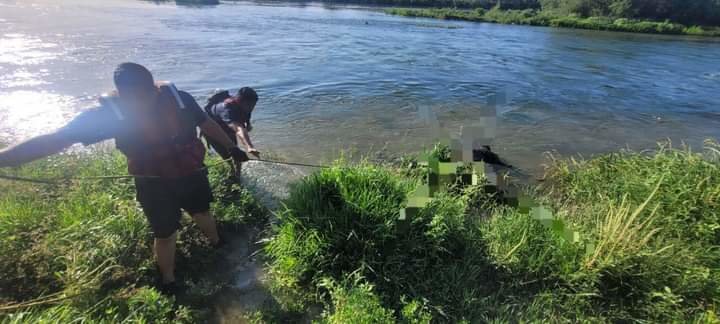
[252,158,330,169]
[0,173,142,184]
[0,174,58,184]
[0,157,330,185]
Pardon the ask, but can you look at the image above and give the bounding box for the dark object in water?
[473,145,513,168]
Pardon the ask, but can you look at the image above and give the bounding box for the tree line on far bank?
[322,0,720,26]
[539,0,720,26]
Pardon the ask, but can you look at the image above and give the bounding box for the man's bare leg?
[155,232,178,284]
[191,211,220,245]
[233,161,242,180]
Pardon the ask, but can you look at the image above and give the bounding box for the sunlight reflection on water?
[0,34,59,66]
[0,91,76,140]
[0,69,50,87]
[0,32,71,140]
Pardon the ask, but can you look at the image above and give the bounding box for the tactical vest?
[100,82,206,178]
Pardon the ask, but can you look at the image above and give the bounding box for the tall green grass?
[3,141,720,322]
[0,149,266,322]
[264,141,720,322]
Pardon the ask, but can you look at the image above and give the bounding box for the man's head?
[113,62,157,110]
[236,87,258,112]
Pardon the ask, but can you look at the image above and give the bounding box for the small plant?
[584,187,663,270]
[430,143,452,162]
[318,278,395,324]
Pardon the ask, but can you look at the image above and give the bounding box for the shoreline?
[2,140,719,322]
[385,7,720,37]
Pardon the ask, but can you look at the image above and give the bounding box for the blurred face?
[116,84,158,113]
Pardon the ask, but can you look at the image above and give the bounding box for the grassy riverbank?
[0,149,267,322]
[256,140,720,322]
[386,7,720,36]
[2,141,720,322]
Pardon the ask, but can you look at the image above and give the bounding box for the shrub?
[266,163,502,320]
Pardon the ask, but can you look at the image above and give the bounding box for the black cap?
[237,87,258,103]
[113,62,154,90]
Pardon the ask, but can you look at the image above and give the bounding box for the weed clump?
[267,163,503,320]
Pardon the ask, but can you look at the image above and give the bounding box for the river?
[2,0,719,173]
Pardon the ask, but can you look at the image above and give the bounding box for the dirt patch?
[211,161,310,323]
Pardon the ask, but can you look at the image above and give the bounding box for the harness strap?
[157,81,186,109]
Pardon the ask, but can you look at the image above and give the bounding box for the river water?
[2,0,720,173]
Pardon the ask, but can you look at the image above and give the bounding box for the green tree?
[609,0,634,17]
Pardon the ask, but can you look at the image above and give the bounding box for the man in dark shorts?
[205,87,260,168]
[0,62,246,293]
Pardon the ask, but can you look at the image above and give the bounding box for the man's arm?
[199,118,248,179]
[0,131,76,168]
[0,105,124,168]
[230,123,258,155]
[199,118,236,152]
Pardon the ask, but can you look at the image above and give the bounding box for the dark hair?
[113,62,154,90]
[237,87,258,103]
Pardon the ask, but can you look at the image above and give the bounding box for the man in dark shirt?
[206,87,260,164]
[0,62,246,293]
